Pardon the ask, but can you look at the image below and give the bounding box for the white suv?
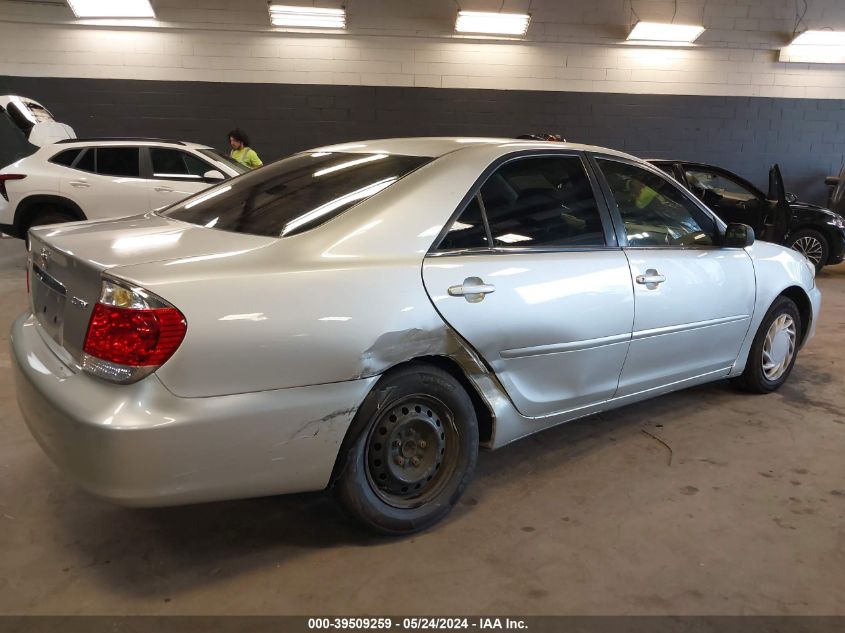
[0,138,247,239]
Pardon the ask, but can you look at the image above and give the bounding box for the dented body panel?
[11,137,821,505]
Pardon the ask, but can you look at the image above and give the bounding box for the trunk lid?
[28,214,276,363]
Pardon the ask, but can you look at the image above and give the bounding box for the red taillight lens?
[83,304,186,367]
[0,174,26,202]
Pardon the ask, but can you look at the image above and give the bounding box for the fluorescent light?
[791,30,845,46]
[282,177,397,236]
[780,30,845,63]
[455,11,531,36]
[184,185,232,209]
[269,5,346,29]
[627,21,705,43]
[67,0,155,18]
[313,154,387,178]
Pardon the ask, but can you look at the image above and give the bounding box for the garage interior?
[1,0,845,618]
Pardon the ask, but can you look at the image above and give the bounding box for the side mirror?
[723,223,755,248]
[203,169,225,182]
[826,176,840,187]
[785,192,798,204]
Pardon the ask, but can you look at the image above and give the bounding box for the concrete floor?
[0,235,843,616]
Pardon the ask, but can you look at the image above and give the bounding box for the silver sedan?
[11,138,820,534]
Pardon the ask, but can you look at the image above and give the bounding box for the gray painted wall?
[1,75,843,205]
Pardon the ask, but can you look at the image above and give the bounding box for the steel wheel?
[762,313,796,381]
[365,395,459,509]
[792,235,824,266]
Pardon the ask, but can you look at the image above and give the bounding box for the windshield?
[198,148,249,175]
[163,151,432,237]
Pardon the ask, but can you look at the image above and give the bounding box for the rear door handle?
[448,277,495,303]
[635,269,666,289]
[154,186,174,193]
[69,181,90,188]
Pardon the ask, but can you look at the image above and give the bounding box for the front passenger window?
[151,149,213,180]
[597,159,716,247]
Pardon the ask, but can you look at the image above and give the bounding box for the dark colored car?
[650,160,845,271]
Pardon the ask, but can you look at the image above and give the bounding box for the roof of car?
[312,137,640,161]
[53,137,212,149]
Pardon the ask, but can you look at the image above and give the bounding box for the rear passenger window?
[50,148,81,167]
[438,195,489,251]
[437,155,605,251]
[74,148,95,173]
[96,147,140,178]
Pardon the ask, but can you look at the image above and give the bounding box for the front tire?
[786,229,828,272]
[334,363,479,535]
[734,296,801,394]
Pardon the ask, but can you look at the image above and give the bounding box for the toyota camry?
[11,137,820,534]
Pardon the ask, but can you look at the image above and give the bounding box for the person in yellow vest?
[629,177,669,210]
[228,129,263,169]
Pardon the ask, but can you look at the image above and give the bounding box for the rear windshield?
[163,152,431,237]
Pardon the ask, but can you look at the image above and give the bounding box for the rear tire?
[734,296,801,394]
[786,229,828,272]
[334,363,479,535]
[23,207,76,247]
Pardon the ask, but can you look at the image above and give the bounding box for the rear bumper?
[11,312,377,507]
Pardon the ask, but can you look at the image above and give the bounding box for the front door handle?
[635,269,666,290]
[154,186,174,193]
[448,277,495,303]
[69,181,90,188]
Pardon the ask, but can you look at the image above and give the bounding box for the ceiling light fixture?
[268,4,346,29]
[455,11,531,36]
[626,21,705,43]
[790,29,845,46]
[780,30,845,63]
[67,0,155,18]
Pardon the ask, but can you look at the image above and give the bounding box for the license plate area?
[31,263,67,345]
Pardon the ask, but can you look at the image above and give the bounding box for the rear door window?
[481,156,606,248]
[163,152,431,237]
[438,195,489,251]
[50,148,82,167]
[74,148,95,173]
[437,154,606,251]
[96,147,140,178]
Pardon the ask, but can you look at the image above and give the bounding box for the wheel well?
[779,286,812,345]
[14,195,86,234]
[406,355,494,446]
[786,225,834,263]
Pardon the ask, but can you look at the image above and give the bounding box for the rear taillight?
[0,174,25,202]
[82,279,186,383]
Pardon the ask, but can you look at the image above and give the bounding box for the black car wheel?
[733,296,801,394]
[334,363,479,535]
[786,229,828,272]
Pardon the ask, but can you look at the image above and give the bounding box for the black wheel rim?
[365,394,459,509]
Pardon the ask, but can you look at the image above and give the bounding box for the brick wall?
[1,0,844,203]
[2,75,843,204]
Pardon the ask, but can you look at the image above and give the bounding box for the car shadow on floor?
[41,377,749,599]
